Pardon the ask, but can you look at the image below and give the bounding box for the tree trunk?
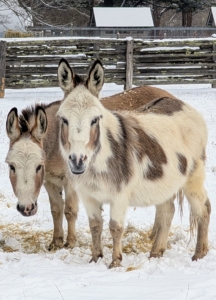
[152,5,160,27]
[187,11,192,27]
[182,10,193,27]
[104,0,114,6]
[182,10,187,26]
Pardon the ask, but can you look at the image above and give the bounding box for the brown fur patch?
[137,97,184,116]
[101,86,176,111]
[34,165,45,196]
[87,122,101,152]
[105,114,133,190]
[60,122,69,147]
[133,127,167,180]
[177,153,187,175]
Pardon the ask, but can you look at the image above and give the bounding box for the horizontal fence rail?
[2,36,216,92]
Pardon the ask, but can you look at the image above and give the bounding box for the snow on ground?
[0,83,216,299]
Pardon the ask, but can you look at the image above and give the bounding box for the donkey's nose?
[68,153,86,175]
[17,203,38,217]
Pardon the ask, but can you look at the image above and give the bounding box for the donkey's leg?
[109,198,128,268]
[149,206,162,240]
[184,159,211,261]
[150,196,175,258]
[64,181,79,248]
[44,181,64,250]
[82,197,103,263]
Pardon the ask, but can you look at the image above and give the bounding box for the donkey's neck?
[101,107,123,143]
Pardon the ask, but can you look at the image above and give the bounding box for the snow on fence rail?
[1,37,216,96]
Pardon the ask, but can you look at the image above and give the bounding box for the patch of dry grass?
[0,223,53,253]
[0,222,174,257]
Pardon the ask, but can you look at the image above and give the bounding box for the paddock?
[0,83,215,298]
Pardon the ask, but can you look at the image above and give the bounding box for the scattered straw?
[0,222,174,258]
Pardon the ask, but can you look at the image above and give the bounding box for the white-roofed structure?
[92,7,154,27]
[207,7,216,26]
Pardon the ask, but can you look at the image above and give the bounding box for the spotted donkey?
[5,58,176,250]
[57,59,211,268]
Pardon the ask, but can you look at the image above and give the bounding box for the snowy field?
[0,83,216,300]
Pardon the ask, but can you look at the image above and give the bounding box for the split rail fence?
[1,37,216,97]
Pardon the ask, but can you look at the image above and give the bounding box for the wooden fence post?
[0,41,6,98]
[125,38,133,90]
[212,44,216,88]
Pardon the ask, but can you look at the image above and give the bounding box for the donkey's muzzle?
[17,203,38,217]
[68,153,86,175]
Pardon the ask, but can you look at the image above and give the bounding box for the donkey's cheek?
[34,167,44,196]
[87,123,100,151]
[9,173,17,196]
[60,123,70,150]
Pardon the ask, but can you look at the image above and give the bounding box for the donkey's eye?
[61,117,68,125]
[91,118,98,126]
[9,165,15,172]
[36,165,42,173]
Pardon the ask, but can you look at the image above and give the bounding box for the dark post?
[0,41,6,98]
[125,38,133,90]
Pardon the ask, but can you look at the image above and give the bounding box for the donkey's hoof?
[89,254,103,263]
[192,245,208,261]
[64,238,76,249]
[192,252,207,261]
[149,249,164,258]
[108,260,121,269]
[48,239,64,251]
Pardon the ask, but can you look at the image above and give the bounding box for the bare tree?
[0,0,30,29]
[2,0,94,28]
[162,0,211,27]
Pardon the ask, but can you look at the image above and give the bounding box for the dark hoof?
[192,252,207,261]
[64,239,76,249]
[89,254,103,263]
[192,245,208,261]
[48,238,64,251]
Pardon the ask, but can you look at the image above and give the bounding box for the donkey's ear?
[32,106,47,142]
[86,60,104,97]
[6,107,21,142]
[58,58,74,94]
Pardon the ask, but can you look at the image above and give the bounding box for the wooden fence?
[1,37,216,97]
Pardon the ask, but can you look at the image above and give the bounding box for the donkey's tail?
[177,189,197,236]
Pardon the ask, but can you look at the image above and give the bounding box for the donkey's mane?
[19,100,61,133]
